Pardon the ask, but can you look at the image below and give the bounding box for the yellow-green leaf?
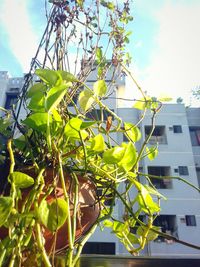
[93,80,107,97]
[79,89,95,111]
[35,69,62,87]
[124,122,141,142]
[146,146,158,161]
[9,172,34,189]
[0,197,13,226]
[91,134,105,152]
[103,146,125,164]
[38,199,69,232]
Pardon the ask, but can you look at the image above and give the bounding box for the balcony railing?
[147,135,167,144]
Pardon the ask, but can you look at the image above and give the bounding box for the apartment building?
[0,70,200,257]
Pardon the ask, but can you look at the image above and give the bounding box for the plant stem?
[35,223,52,267]
[58,153,74,265]
[71,172,79,244]
[139,172,200,193]
[72,224,98,267]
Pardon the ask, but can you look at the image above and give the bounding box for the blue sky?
[0,0,200,105]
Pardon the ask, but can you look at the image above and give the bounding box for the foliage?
[0,1,199,267]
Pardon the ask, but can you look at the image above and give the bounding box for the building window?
[189,127,200,146]
[68,94,78,106]
[145,126,167,144]
[130,215,146,234]
[147,166,172,189]
[173,125,182,133]
[185,215,196,226]
[154,215,178,242]
[96,188,115,206]
[82,242,116,255]
[178,166,189,175]
[196,168,200,189]
[4,93,18,110]
[123,134,129,142]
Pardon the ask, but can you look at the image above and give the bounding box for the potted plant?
[0,1,199,267]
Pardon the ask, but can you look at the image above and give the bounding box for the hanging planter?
[0,168,99,254]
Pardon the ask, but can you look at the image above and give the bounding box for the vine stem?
[72,224,98,267]
[7,139,15,174]
[133,110,157,169]
[35,223,52,267]
[139,172,200,193]
[71,172,79,244]
[57,153,74,266]
[114,186,200,250]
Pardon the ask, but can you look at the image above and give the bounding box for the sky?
[0,0,200,106]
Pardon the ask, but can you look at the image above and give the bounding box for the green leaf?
[137,226,159,241]
[112,221,125,233]
[118,142,137,171]
[27,83,46,98]
[91,134,105,152]
[158,94,173,102]
[77,0,83,8]
[79,89,95,111]
[0,117,12,134]
[0,197,13,226]
[133,97,151,110]
[143,185,167,200]
[35,69,62,87]
[103,219,113,228]
[64,117,82,139]
[96,47,103,64]
[127,233,140,244]
[48,199,69,232]
[103,146,125,164]
[124,122,141,142]
[28,90,45,112]
[52,109,62,122]
[38,199,68,232]
[37,200,49,229]
[57,70,77,82]
[23,112,52,133]
[146,146,158,161]
[9,172,34,189]
[80,121,96,129]
[93,80,107,97]
[46,84,70,112]
[107,1,115,10]
[134,180,160,214]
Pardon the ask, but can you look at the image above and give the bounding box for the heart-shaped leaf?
[9,172,34,189]
[64,117,82,139]
[23,112,52,133]
[91,134,105,152]
[38,199,69,232]
[35,69,62,87]
[79,89,95,111]
[103,147,125,164]
[93,80,107,97]
[118,142,137,171]
[124,122,141,142]
[46,84,70,112]
[0,197,13,226]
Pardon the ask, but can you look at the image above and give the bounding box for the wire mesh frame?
[13,0,130,132]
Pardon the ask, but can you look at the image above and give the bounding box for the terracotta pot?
[0,168,100,253]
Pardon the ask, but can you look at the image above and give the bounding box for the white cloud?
[0,0,39,73]
[133,1,200,106]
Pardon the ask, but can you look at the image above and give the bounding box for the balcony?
[145,126,167,145]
